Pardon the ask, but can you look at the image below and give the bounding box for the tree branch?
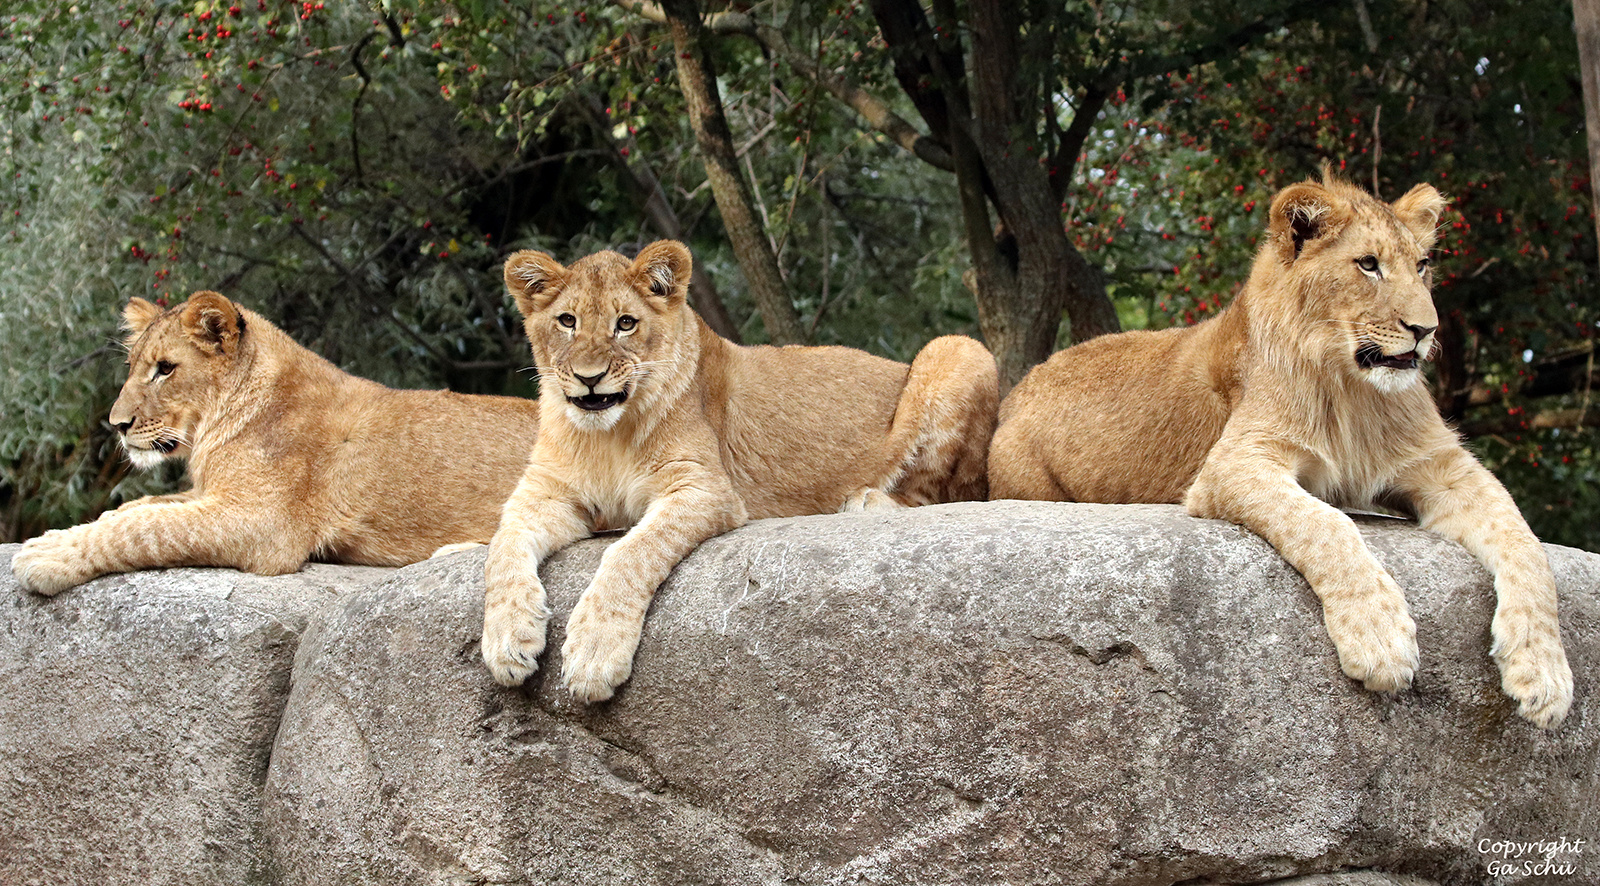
[348,31,378,182]
[573,92,743,341]
[1047,83,1110,205]
[1462,344,1598,408]
[1099,0,1325,89]
[285,222,490,372]
[1460,407,1600,438]
[613,0,953,171]
[656,0,805,343]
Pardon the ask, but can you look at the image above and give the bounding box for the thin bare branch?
[612,0,953,171]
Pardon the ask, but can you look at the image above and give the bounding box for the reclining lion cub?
[11,291,540,595]
[989,176,1572,728]
[482,240,997,701]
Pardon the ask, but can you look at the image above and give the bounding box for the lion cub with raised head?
[11,291,540,594]
[989,175,1572,728]
[483,240,997,701]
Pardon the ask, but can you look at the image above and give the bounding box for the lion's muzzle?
[568,391,628,412]
[1355,346,1420,372]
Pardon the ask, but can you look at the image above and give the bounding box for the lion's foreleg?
[481,471,590,687]
[11,499,304,595]
[101,490,200,519]
[1394,448,1572,728]
[560,481,745,703]
[1185,438,1419,693]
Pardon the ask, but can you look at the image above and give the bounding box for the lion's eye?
[557,313,576,329]
[1356,256,1380,274]
[155,360,177,378]
[616,315,637,333]
[1416,258,1431,275]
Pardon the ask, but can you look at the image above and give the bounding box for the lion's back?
[705,343,909,516]
[308,385,540,564]
[989,323,1232,504]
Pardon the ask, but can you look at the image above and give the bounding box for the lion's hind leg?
[986,417,1071,502]
[839,487,902,513]
[874,335,999,507]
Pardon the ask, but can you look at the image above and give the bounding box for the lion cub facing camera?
[989,175,1572,728]
[482,240,997,701]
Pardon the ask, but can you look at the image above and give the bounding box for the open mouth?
[1355,345,1419,371]
[567,391,628,412]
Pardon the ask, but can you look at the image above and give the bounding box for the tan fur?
[11,291,540,594]
[483,241,998,701]
[990,176,1572,728]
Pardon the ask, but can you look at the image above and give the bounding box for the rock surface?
[264,502,1597,886]
[0,549,392,886]
[4,502,1598,886]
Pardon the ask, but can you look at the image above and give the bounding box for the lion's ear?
[1390,183,1448,250]
[632,240,692,305]
[121,298,162,347]
[1270,182,1347,262]
[503,250,567,317]
[180,291,244,355]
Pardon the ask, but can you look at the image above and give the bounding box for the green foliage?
[1476,429,1600,553]
[0,0,1594,551]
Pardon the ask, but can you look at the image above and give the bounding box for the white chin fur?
[565,404,625,432]
[1364,366,1423,394]
[124,446,171,471]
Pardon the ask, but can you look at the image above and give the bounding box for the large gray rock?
[0,547,392,886]
[262,502,1598,886]
[1267,870,1446,876]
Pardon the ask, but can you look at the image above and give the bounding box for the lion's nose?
[573,371,606,389]
[1405,323,1437,342]
[113,418,134,434]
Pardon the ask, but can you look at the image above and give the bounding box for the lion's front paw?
[11,530,95,596]
[560,599,644,703]
[481,594,550,687]
[1492,612,1573,729]
[1322,584,1419,693]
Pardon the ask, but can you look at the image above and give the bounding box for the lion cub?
[482,240,997,701]
[11,292,540,594]
[989,176,1572,728]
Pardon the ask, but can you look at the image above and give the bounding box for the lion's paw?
[11,530,94,596]
[840,487,902,513]
[1492,614,1573,729]
[560,601,643,703]
[481,599,549,687]
[430,542,486,560]
[1323,590,1419,693]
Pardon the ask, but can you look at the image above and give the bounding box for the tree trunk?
[1575,0,1600,257]
[871,0,1119,392]
[577,93,742,342]
[634,165,744,343]
[658,0,805,344]
[963,0,1120,386]
[1433,306,1471,422]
